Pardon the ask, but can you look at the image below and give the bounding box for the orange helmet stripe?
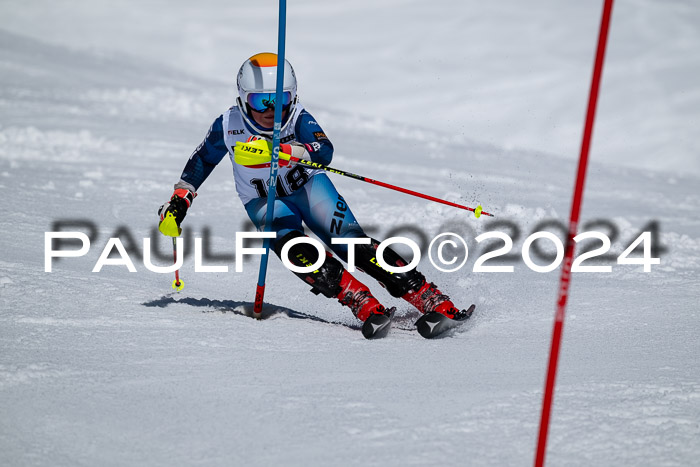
[248,53,278,67]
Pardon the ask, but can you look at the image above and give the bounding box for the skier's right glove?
[158,184,196,237]
[279,142,307,168]
[235,136,306,168]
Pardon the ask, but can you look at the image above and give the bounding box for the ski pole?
[235,146,494,218]
[171,236,184,291]
[296,158,493,218]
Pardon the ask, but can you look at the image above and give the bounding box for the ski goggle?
[246,91,293,113]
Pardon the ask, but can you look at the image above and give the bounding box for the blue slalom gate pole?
[253,0,287,318]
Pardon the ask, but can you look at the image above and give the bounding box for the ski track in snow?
[1,25,700,467]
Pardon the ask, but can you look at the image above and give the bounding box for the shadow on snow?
[141,295,362,330]
[141,296,473,337]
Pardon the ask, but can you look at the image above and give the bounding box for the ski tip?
[415,304,476,339]
[362,307,395,339]
[414,312,447,339]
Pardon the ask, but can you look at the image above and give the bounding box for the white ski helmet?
[236,52,298,133]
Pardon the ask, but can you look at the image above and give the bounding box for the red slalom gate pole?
[534,1,614,466]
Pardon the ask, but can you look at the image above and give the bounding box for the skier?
[158,53,467,331]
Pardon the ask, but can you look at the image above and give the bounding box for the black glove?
[158,184,196,236]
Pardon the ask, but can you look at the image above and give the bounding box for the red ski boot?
[336,271,394,339]
[402,280,460,319]
[336,270,389,321]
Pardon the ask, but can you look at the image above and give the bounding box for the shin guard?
[353,238,425,298]
[273,231,345,298]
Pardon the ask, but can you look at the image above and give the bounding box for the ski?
[362,307,395,339]
[415,304,476,339]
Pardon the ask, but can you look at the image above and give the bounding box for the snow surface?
[1,2,700,466]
